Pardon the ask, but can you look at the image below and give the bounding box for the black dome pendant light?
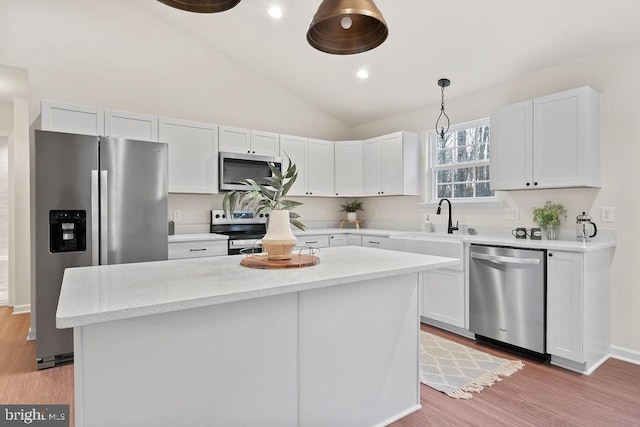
[307,0,389,55]
[156,0,241,13]
[435,78,451,140]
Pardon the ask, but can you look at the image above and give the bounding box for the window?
[428,118,494,201]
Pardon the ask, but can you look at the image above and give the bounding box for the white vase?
[262,210,297,260]
[347,212,357,221]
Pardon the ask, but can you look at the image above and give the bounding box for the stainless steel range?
[210,210,267,255]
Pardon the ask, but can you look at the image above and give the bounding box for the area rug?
[419,331,524,399]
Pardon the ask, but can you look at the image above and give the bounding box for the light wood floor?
[1,307,639,426]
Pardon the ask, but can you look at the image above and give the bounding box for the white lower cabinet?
[347,234,362,246]
[420,269,465,328]
[361,235,389,250]
[298,235,330,248]
[168,240,227,259]
[329,234,347,247]
[546,249,611,373]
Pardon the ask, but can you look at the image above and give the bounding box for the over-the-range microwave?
[219,151,282,191]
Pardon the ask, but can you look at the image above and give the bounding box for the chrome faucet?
[436,198,459,234]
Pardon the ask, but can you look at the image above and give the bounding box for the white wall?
[353,46,640,355]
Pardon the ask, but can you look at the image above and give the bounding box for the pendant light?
[307,0,388,55]
[435,78,451,140]
[156,0,241,13]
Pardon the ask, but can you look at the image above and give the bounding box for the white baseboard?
[610,345,640,366]
[11,304,31,315]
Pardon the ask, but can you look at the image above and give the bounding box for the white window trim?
[426,118,497,204]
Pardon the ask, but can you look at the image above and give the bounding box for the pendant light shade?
[156,0,241,13]
[307,0,388,55]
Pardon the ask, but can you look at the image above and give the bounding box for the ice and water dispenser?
[49,210,86,253]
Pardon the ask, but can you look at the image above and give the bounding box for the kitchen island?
[57,246,458,427]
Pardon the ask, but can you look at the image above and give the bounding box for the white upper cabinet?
[41,101,105,136]
[280,135,334,196]
[219,126,280,156]
[490,86,601,190]
[334,140,363,197]
[104,109,159,141]
[250,130,280,156]
[280,134,308,196]
[363,131,420,196]
[307,138,334,196]
[219,126,251,153]
[159,117,219,194]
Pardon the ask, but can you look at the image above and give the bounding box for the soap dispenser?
[422,215,434,233]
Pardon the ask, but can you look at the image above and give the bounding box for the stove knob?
[259,213,264,218]
[265,213,269,218]
[222,214,226,219]
[215,214,221,219]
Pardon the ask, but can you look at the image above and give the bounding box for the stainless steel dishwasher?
[469,244,546,354]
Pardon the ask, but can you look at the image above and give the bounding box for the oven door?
[228,238,263,255]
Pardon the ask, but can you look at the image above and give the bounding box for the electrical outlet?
[423,213,431,223]
[372,208,378,219]
[505,207,520,220]
[173,210,182,221]
[601,207,614,223]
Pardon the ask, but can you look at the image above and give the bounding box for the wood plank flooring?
[1,307,639,426]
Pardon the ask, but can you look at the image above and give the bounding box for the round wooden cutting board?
[240,254,320,269]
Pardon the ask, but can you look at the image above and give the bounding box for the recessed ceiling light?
[268,6,282,19]
[357,69,369,79]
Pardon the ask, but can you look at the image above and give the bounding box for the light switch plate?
[601,207,614,223]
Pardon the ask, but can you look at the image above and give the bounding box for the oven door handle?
[229,239,263,247]
[471,252,540,265]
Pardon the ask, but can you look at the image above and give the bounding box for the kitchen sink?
[388,233,464,269]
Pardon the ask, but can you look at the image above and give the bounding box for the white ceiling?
[128,0,640,127]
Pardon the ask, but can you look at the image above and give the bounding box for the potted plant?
[340,200,364,222]
[223,156,305,260]
[532,201,567,240]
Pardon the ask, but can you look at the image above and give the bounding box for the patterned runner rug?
[419,331,524,399]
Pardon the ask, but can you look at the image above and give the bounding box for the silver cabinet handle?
[368,241,380,245]
[91,170,99,266]
[189,248,207,252]
[100,170,108,265]
[471,252,540,265]
[306,240,318,244]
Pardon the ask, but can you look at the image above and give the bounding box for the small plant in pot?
[340,200,364,222]
[532,201,567,240]
[223,156,305,260]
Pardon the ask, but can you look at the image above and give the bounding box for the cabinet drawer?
[168,241,227,259]
[361,235,389,249]
[298,235,330,248]
[347,235,362,246]
[329,234,347,247]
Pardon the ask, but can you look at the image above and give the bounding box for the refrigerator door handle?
[91,170,99,266]
[100,170,108,265]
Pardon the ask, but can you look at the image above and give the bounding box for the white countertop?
[56,246,458,329]
[168,233,228,243]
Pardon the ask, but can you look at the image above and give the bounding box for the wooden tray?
[240,254,320,269]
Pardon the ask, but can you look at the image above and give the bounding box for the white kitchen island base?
[59,247,458,426]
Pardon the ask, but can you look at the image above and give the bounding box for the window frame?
[427,118,495,203]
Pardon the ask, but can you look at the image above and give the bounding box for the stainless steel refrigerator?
[34,130,168,369]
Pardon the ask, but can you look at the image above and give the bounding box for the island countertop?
[56,246,458,329]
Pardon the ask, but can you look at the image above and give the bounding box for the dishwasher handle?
[470,252,541,265]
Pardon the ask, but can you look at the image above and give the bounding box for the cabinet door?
[105,110,158,141]
[547,251,584,363]
[362,137,382,196]
[380,132,404,195]
[334,140,363,197]
[329,234,347,247]
[41,101,104,136]
[307,139,334,196]
[361,235,388,250]
[421,269,465,328]
[168,240,227,259]
[250,130,280,156]
[534,87,587,188]
[219,126,251,153]
[280,135,308,196]
[159,118,218,194]
[347,235,362,246]
[490,100,533,190]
